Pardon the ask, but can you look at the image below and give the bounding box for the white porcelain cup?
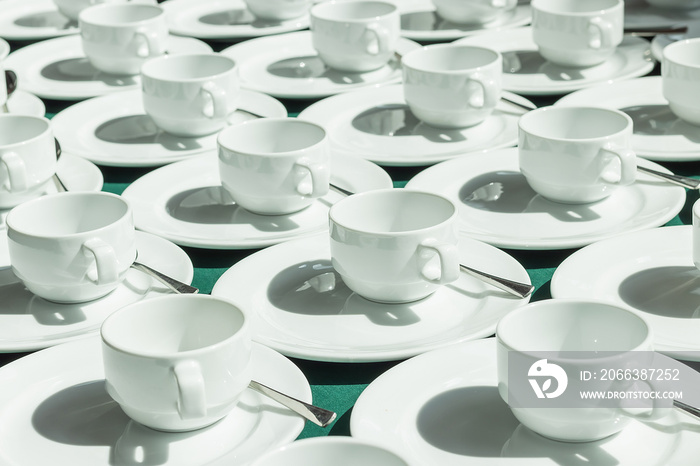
[531,0,624,68]
[6,192,136,303]
[518,106,637,204]
[692,199,700,270]
[244,0,311,21]
[141,53,240,138]
[54,0,148,22]
[0,115,56,209]
[497,299,665,443]
[310,0,400,73]
[663,38,700,126]
[250,437,413,466]
[431,0,517,25]
[101,294,252,432]
[329,189,460,304]
[402,44,502,129]
[218,118,330,215]
[79,3,168,75]
[0,39,9,111]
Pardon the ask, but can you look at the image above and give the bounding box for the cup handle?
[200,82,228,120]
[293,157,330,197]
[81,238,119,285]
[0,151,27,192]
[588,17,615,49]
[132,29,162,59]
[173,360,207,420]
[599,145,636,187]
[364,23,391,56]
[417,238,460,285]
[467,72,499,109]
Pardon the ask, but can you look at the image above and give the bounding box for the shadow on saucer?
[40,58,138,87]
[13,11,76,31]
[621,104,700,143]
[266,56,367,85]
[400,11,477,32]
[618,265,700,318]
[502,50,587,82]
[94,115,206,151]
[198,8,285,29]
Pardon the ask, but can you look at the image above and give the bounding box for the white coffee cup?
[663,38,700,126]
[250,437,413,466]
[244,0,311,21]
[54,0,145,22]
[0,114,57,209]
[6,192,136,303]
[141,53,240,138]
[531,0,624,68]
[218,118,330,215]
[497,299,666,443]
[310,0,400,73]
[431,0,518,25]
[101,294,252,432]
[79,3,168,75]
[329,188,460,304]
[518,106,636,204]
[0,39,9,112]
[402,44,502,129]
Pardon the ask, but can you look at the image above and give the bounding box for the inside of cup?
[330,190,455,233]
[141,54,236,80]
[519,107,629,140]
[79,3,163,24]
[0,116,49,145]
[218,119,325,154]
[8,193,129,236]
[102,297,246,354]
[533,0,619,14]
[663,39,700,67]
[403,45,499,72]
[312,0,396,20]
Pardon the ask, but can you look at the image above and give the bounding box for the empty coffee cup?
[79,3,168,75]
[663,38,700,126]
[431,0,517,25]
[518,106,636,204]
[7,192,136,303]
[402,44,502,128]
[101,294,252,432]
[244,0,311,21]
[218,118,330,215]
[329,188,460,303]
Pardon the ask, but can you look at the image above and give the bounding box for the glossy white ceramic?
[218,118,329,215]
[329,189,460,303]
[211,232,530,362]
[651,20,700,62]
[141,53,239,137]
[0,38,8,109]
[645,0,700,8]
[7,192,136,303]
[663,38,700,126]
[694,200,700,271]
[518,106,636,204]
[244,0,310,22]
[54,0,138,21]
[0,114,56,208]
[0,336,307,465]
[5,90,45,117]
[102,295,252,432]
[432,0,517,24]
[404,147,685,250]
[402,44,502,129]
[0,0,79,41]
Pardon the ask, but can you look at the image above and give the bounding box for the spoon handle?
[674,399,700,419]
[623,25,688,37]
[460,264,534,299]
[248,380,337,427]
[637,166,700,189]
[130,261,199,294]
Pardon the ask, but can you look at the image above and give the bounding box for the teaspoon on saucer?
[53,139,69,192]
[130,252,200,294]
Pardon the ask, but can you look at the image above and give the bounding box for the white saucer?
[625,0,700,29]
[120,152,393,249]
[5,34,212,101]
[0,0,78,41]
[0,231,194,352]
[555,77,700,162]
[162,0,310,40]
[220,31,421,99]
[455,27,655,96]
[551,225,700,362]
[211,232,530,362]
[6,90,45,117]
[404,147,686,250]
[350,338,700,466]
[50,88,287,167]
[297,84,530,166]
[398,0,532,42]
[0,337,307,466]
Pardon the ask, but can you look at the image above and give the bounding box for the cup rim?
[518,106,632,142]
[78,2,165,26]
[310,0,398,21]
[140,53,237,83]
[531,0,622,15]
[663,37,700,68]
[0,114,52,148]
[401,44,502,74]
[101,294,250,359]
[217,117,327,157]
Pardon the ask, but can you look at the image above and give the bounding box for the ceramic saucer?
[0,231,193,352]
[211,232,530,362]
[6,90,45,117]
[0,337,307,466]
[50,88,287,167]
[455,27,655,96]
[404,147,686,250]
[350,338,700,466]
[220,31,421,99]
[398,0,532,42]
[297,84,531,166]
[162,0,309,40]
[555,76,700,162]
[551,225,700,362]
[0,0,78,41]
[4,34,212,101]
[120,152,392,249]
